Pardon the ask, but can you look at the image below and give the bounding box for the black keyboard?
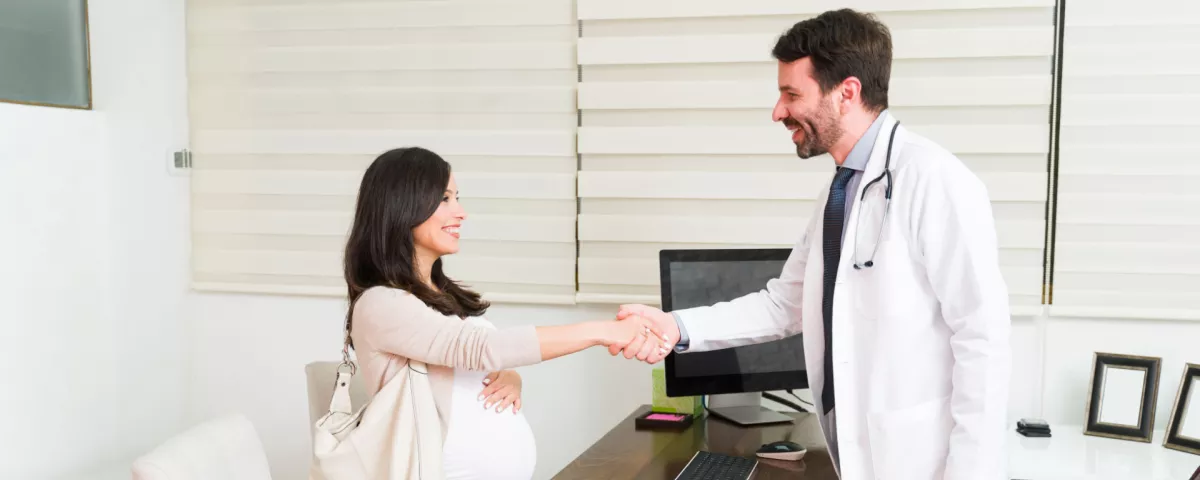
[675,451,758,480]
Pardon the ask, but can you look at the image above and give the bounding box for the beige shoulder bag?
[312,332,444,480]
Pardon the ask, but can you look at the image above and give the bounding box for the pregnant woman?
[343,147,670,479]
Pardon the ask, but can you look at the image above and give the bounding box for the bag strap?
[340,328,355,375]
[327,326,356,415]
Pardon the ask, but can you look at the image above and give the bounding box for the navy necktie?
[821,167,855,414]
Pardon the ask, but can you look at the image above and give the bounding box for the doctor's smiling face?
[769,9,893,162]
[773,58,848,159]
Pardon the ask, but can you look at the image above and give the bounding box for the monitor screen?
[662,249,808,396]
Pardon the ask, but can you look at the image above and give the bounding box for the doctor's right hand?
[613,304,680,364]
[596,315,670,359]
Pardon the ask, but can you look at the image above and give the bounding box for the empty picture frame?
[1083,352,1161,443]
[1164,363,1200,455]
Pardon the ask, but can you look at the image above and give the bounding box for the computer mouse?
[756,441,807,461]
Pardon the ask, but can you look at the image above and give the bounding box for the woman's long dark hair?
[343,147,489,340]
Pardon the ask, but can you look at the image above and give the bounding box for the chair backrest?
[305,361,369,425]
[132,413,272,480]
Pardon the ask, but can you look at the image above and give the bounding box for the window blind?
[575,0,1055,313]
[186,0,579,304]
[1052,0,1200,320]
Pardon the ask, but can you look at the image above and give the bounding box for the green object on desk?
[651,367,702,415]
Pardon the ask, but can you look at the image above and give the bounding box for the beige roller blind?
[186,0,578,304]
[575,0,1054,313]
[1053,0,1200,320]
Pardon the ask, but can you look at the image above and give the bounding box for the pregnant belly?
[442,371,537,480]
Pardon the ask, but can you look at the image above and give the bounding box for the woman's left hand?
[479,370,522,414]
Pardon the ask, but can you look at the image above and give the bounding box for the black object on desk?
[675,451,758,480]
[659,248,809,426]
[1016,418,1052,437]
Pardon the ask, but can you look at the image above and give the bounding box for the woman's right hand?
[598,315,671,360]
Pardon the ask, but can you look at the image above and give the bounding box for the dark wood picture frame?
[1163,363,1200,456]
[1083,352,1161,443]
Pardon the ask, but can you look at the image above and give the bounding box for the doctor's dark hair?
[343,147,489,343]
[772,8,893,113]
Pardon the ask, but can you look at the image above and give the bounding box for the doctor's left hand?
[479,370,522,414]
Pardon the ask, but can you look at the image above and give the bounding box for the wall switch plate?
[168,149,192,176]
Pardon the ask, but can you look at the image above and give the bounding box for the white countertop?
[1009,425,1198,479]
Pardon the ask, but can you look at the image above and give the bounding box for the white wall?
[0,0,190,478]
[1042,316,1200,428]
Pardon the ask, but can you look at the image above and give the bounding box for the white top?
[441,317,537,480]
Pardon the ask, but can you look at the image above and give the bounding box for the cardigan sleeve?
[352,286,543,371]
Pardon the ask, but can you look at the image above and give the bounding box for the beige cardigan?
[349,286,543,441]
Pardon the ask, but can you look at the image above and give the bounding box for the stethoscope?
[852,121,900,270]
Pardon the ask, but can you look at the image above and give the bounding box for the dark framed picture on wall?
[0,0,92,109]
[1164,363,1200,455]
[1083,352,1161,443]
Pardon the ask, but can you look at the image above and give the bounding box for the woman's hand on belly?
[479,370,522,414]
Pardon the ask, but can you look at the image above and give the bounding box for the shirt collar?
[841,109,888,172]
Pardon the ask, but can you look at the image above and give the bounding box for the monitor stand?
[706,392,795,426]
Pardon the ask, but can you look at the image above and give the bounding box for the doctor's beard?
[784,97,844,159]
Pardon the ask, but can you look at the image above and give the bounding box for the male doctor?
[615,9,1012,480]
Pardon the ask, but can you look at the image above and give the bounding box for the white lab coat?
[675,113,1011,480]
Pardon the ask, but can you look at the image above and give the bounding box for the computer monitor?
[660,248,808,425]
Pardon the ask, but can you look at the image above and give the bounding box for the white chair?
[131,413,272,480]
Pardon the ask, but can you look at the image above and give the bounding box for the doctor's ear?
[838,77,863,109]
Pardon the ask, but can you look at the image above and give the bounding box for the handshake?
[600,304,682,365]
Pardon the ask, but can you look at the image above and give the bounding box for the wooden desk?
[554,405,836,479]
